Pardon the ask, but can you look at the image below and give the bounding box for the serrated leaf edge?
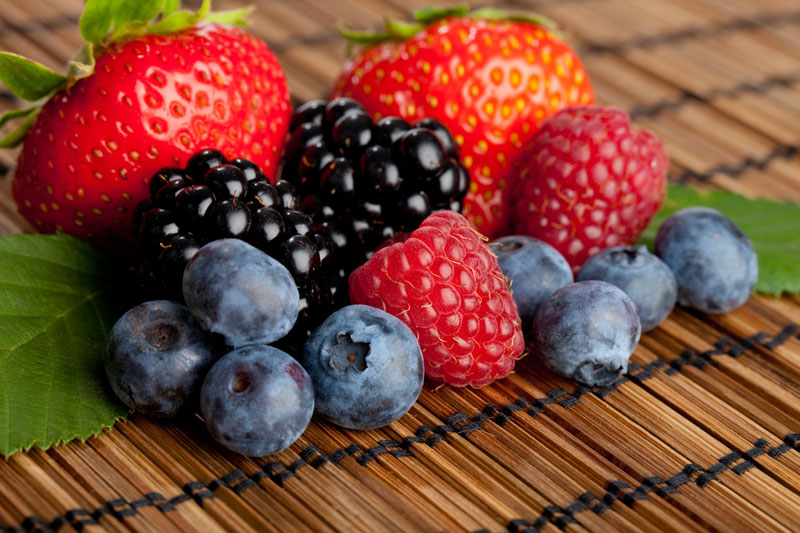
[0,233,130,457]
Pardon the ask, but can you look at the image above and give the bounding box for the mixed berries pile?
[133,97,471,339]
[133,149,342,338]
[3,1,761,458]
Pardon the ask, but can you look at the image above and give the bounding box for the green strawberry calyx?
[340,5,558,46]
[0,0,252,148]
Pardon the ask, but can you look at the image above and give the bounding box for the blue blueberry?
[655,207,757,314]
[302,305,424,430]
[200,345,314,456]
[104,300,218,418]
[532,281,641,385]
[577,245,677,331]
[183,239,300,346]
[492,235,574,332]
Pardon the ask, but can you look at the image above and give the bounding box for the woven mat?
[2,0,800,531]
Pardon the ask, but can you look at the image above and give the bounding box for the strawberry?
[349,210,524,387]
[511,106,668,270]
[1,2,289,252]
[331,6,594,239]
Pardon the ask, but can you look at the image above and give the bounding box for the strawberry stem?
[413,5,469,25]
[340,4,558,46]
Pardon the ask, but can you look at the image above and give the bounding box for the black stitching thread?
[8,324,798,532]
[670,144,800,183]
[629,72,800,120]
[509,436,800,532]
[579,9,800,56]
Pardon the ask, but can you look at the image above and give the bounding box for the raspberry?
[349,211,524,387]
[511,106,667,271]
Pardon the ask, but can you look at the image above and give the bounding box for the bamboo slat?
[1,0,800,531]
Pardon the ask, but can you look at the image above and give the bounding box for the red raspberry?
[511,106,667,271]
[349,211,524,387]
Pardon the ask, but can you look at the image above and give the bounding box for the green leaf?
[468,7,557,29]
[0,109,38,148]
[0,52,67,101]
[66,44,96,83]
[204,6,254,26]
[0,233,130,457]
[145,10,197,35]
[0,107,36,130]
[339,26,391,45]
[113,0,165,31]
[506,12,558,30]
[385,19,424,40]
[467,7,509,21]
[145,0,222,36]
[163,0,181,17]
[80,0,120,43]
[413,5,468,25]
[640,184,800,296]
[196,0,211,19]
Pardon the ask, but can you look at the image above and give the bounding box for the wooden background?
[2,0,800,531]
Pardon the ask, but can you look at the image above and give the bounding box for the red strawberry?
[349,210,524,387]
[331,6,594,239]
[3,5,289,252]
[512,106,668,270]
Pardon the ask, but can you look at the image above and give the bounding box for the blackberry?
[280,97,470,270]
[132,99,469,342]
[132,154,344,338]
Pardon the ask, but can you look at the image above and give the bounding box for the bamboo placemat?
[2,0,800,531]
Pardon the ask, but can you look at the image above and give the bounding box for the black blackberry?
[132,99,470,342]
[280,97,470,271]
[131,153,344,338]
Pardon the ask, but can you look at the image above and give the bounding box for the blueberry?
[183,239,300,346]
[201,345,314,456]
[105,300,218,418]
[492,235,573,332]
[302,305,424,430]
[532,280,641,385]
[578,245,677,331]
[655,207,757,314]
